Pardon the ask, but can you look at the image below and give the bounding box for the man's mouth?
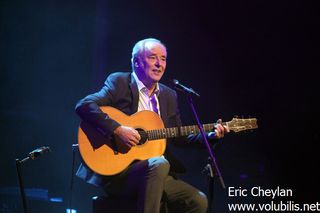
[152,69,161,73]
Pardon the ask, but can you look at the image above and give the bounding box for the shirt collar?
[132,71,160,96]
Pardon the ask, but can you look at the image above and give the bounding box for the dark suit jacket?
[75,72,187,186]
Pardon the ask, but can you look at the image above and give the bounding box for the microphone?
[29,146,51,160]
[172,79,200,97]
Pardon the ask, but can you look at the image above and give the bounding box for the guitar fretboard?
[146,122,226,140]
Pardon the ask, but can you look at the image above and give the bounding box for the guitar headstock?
[227,117,258,133]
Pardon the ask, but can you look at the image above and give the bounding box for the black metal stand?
[15,146,51,213]
[186,94,225,213]
[68,144,79,213]
[202,157,216,213]
[15,157,30,213]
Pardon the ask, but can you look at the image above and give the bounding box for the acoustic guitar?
[78,106,258,176]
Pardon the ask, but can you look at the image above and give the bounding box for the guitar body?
[78,106,166,176]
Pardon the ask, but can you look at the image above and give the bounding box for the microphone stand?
[185,94,226,213]
[15,147,51,213]
[15,157,31,213]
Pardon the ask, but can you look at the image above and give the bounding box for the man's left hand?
[214,119,230,139]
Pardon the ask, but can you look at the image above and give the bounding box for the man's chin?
[152,75,163,82]
[153,78,161,83]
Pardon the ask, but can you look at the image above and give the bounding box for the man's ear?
[134,58,143,68]
[134,58,139,67]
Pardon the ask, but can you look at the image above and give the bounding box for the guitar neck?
[146,122,225,140]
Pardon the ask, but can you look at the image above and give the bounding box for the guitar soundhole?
[136,128,148,145]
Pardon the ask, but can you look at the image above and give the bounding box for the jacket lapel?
[158,84,168,124]
[129,73,139,114]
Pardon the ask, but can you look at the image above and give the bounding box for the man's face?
[137,41,167,85]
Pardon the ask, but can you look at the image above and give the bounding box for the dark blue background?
[1,0,319,212]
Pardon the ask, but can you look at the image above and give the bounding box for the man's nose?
[155,58,161,67]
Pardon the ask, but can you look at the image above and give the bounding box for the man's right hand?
[113,126,141,149]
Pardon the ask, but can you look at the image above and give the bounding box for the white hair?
[131,38,166,71]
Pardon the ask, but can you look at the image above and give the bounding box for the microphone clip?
[29,146,51,160]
